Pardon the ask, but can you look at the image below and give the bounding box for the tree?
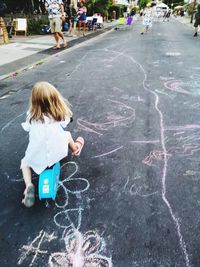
[86,0,112,16]
[137,0,150,9]
[4,0,46,14]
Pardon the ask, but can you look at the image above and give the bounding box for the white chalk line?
[103,48,190,266]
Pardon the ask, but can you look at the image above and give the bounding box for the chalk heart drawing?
[77,99,135,136]
[49,229,112,267]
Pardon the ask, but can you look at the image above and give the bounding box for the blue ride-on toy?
[38,162,60,200]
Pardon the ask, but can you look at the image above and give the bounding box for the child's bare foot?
[22,184,35,208]
[72,137,84,156]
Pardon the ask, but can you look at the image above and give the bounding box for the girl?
[21,81,84,208]
[141,3,153,35]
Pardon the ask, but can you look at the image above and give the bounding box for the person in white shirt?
[21,81,84,207]
[141,3,153,35]
[45,0,67,49]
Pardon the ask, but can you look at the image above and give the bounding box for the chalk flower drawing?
[17,162,112,267]
[49,230,112,267]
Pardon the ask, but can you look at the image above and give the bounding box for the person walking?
[64,2,78,36]
[45,0,67,49]
[141,3,153,35]
[21,81,84,207]
[77,1,87,36]
[194,4,200,37]
[163,9,171,22]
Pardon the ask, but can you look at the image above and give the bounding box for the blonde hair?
[29,81,73,123]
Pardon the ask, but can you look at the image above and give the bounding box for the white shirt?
[21,116,71,174]
[45,0,63,19]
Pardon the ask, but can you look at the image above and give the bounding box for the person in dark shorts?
[194,4,200,37]
[64,2,78,36]
[77,1,87,36]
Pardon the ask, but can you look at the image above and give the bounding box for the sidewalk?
[0,20,118,81]
[173,15,195,30]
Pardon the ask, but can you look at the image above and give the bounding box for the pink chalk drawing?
[93,146,123,158]
[77,99,135,135]
[49,230,112,267]
[164,80,190,95]
[165,129,200,157]
[142,150,171,166]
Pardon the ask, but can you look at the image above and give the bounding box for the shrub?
[27,17,49,35]
[108,5,124,19]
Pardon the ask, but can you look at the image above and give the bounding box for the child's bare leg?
[21,166,35,207]
[22,166,32,188]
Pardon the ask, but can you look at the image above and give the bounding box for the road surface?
[0,18,200,267]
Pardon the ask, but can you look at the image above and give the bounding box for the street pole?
[190,0,197,23]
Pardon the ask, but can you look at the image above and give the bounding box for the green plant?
[86,0,112,16]
[27,17,48,35]
[108,4,124,19]
[186,2,197,16]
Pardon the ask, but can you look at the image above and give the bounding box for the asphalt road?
[0,18,200,267]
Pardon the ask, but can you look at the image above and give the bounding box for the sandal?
[22,184,35,208]
[72,137,84,156]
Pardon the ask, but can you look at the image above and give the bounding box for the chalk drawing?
[124,174,158,198]
[77,99,135,135]
[183,170,200,181]
[160,76,175,81]
[164,128,200,158]
[166,52,181,56]
[130,140,159,144]
[165,125,200,131]
[18,230,57,266]
[116,50,191,266]
[1,112,26,133]
[92,146,123,158]
[142,150,171,166]
[17,161,112,266]
[49,229,112,267]
[164,80,190,95]
[50,162,112,267]
[162,72,200,96]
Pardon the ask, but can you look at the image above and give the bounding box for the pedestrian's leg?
[194,26,198,37]
[78,21,81,35]
[54,32,60,48]
[83,22,86,36]
[21,166,35,207]
[141,26,145,34]
[68,20,72,35]
[58,31,67,47]
[73,20,77,35]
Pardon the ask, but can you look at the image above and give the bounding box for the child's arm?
[21,115,31,132]
[60,116,73,128]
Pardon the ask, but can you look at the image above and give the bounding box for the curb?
[0,24,116,83]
